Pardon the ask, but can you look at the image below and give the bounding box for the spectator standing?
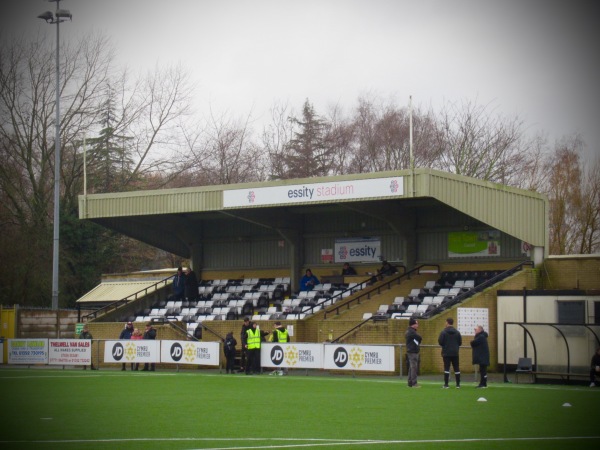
[240,317,252,373]
[78,324,95,370]
[438,317,462,388]
[184,267,199,302]
[299,269,319,291]
[341,262,357,276]
[590,347,600,387]
[223,331,237,374]
[119,321,135,371]
[470,325,490,388]
[244,322,269,375]
[130,328,143,371]
[172,267,185,301]
[270,321,290,375]
[405,318,422,388]
[142,322,157,372]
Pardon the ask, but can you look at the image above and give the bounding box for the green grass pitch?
[0,368,598,449]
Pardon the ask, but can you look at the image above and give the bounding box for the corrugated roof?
[78,168,549,254]
[76,280,171,303]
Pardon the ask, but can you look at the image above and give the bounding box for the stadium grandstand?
[7,168,598,381]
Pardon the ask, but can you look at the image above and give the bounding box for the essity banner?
[223,176,403,208]
[104,340,160,363]
[160,340,220,366]
[335,237,381,263]
[261,343,323,369]
[48,339,92,366]
[323,344,395,372]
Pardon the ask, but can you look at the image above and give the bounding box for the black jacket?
[405,326,422,353]
[143,327,157,340]
[224,334,237,356]
[184,270,199,300]
[119,325,134,340]
[438,326,462,357]
[470,331,490,366]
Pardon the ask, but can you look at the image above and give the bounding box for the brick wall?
[540,257,600,290]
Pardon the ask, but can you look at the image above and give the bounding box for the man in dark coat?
[142,322,157,372]
[119,321,134,371]
[438,317,462,388]
[470,325,490,388]
[223,331,237,374]
[405,318,422,388]
[172,267,185,301]
[184,267,199,302]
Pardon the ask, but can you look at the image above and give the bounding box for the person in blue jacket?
[299,269,319,291]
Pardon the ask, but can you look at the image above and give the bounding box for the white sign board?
[223,176,403,208]
[103,340,160,363]
[48,339,92,365]
[8,339,48,364]
[457,307,489,336]
[160,340,220,366]
[323,344,395,372]
[261,343,323,369]
[335,237,381,263]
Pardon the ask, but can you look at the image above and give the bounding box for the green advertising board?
[448,230,500,257]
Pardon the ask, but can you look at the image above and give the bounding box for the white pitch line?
[1,435,599,449]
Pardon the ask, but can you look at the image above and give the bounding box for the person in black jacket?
[223,332,237,374]
[470,325,490,388]
[438,317,462,388]
[119,321,135,371]
[184,267,199,302]
[172,267,185,301]
[405,318,422,388]
[239,317,252,373]
[142,322,157,372]
[341,262,357,276]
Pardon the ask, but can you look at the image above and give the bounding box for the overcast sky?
[3,0,599,162]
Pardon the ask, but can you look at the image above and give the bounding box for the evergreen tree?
[281,99,333,179]
[85,85,134,192]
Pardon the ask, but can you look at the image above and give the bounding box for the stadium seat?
[515,357,534,383]
[393,296,405,305]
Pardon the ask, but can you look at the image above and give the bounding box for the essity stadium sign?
[223,176,404,208]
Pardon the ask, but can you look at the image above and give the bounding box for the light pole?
[38,1,72,310]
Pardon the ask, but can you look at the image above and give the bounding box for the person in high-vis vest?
[269,321,290,375]
[270,321,289,343]
[245,322,269,375]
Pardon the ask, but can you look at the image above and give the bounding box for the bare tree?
[124,63,195,186]
[324,102,355,175]
[545,137,584,255]
[341,94,440,175]
[433,100,528,184]
[201,109,264,185]
[0,33,114,306]
[578,159,600,253]
[262,101,295,180]
[0,33,112,229]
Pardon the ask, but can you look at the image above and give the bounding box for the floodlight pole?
[38,0,71,310]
